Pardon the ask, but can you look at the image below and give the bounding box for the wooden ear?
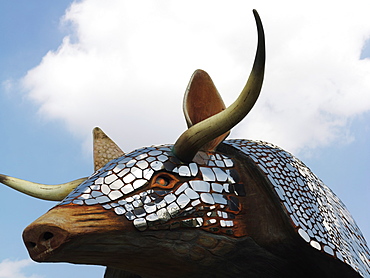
[93,127,125,171]
[183,70,230,151]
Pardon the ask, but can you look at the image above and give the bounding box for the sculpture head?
[1,10,369,278]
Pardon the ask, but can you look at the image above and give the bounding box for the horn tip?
[93,126,101,133]
[0,174,7,184]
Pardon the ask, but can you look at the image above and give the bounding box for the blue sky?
[0,1,369,277]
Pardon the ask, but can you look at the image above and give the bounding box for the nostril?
[26,241,37,249]
[42,232,54,241]
[24,232,54,249]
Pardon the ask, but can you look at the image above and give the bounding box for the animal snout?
[23,224,68,262]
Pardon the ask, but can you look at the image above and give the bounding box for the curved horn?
[0,174,87,201]
[172,10,266,162]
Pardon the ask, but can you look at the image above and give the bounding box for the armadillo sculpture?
[1,10,369,278]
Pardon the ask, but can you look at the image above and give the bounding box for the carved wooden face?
[22,145,251,276]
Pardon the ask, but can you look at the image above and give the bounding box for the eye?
[150,173,179,189]
[155,176,170,187]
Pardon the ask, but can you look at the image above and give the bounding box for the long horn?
[172,10,265,162]
[0,175,87,201]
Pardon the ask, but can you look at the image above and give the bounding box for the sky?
[0,1,369,277]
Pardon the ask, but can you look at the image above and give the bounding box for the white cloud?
[0,259,42,278]
[21,0,370,155]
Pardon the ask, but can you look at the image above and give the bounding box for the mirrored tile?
[164,193,176,204]
[102,204,111,210]
[90,190,102,198]
[200,193,215,205]
[157,154,168,162]
[144,203,157,213]
[191,199,201,206]
[212,167,228,182]
[212,193,227,205]
[177,193,191,209]
[143,168,154,180]
[133,179,147,189]
[101,184,111,195]
[110,179,124,190]
[121,184,134,194]
[310,240,321,251]
[224,159,233,167]
[215,160,225,167]
[207,219,217,225]
[114,206,126,215]
[142,195,151,204]
[123,173,135,183]
[149,150,162,156]
[185,188,199,199]
[211,183,224,193]
[136,153,148,160]
[151,161,164,171]
[94,177,104,185]
[189,180,210,192]
[146,212,159,222]
[189,163,198,176]
[157,207,170,221]
[126,159,137,168]
[90,184,101,191]
[73,199,84,205]
[134,207,146,218]
[200,167,216,181]
[175,183,189,195]
[108,190,123,200]
[167,202,180,217]
[117,168,130,178]
[131,167,143,178]
[178,165,191,177]
[323,245,334,256]
[124,203,134,211]
[113,164,125,173]
[79,193,92,200]
[298,228,310,243]
[96,195,110,204]
[134,218,147,231]
[226,220,234,227]
[132,199,143,207]
[136,160,149,170]
[146,157,156,163]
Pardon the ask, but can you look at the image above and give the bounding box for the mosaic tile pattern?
[225,139,370,277]
[59,145,244,235]
[59,139,369,276]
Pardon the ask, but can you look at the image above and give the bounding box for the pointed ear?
[183,70,230,151]
[93,127,124,171]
